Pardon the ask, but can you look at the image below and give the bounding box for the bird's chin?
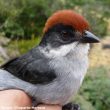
[72,43,90,56]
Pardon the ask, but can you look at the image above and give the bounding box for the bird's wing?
[1,48,57,84]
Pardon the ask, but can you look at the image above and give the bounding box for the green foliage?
[74,66,110,110]
[8,37,41,54]
[0,0,110,39]
[0,0,47,38]
[74,95,96,110]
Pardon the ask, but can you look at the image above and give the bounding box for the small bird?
[0,10,99,110]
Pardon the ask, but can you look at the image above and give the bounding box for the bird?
[0,10,100,110]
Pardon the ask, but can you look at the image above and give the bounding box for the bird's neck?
[39,43,90,59]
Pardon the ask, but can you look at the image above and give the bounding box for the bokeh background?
[0,0,110,110]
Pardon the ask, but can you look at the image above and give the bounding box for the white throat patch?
[40,42,90,58]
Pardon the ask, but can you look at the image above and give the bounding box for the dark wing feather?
[1,48,56,84]
[23,59,56,84]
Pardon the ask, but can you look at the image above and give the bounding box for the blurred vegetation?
[0,0,110,110]
[8,37,41,54]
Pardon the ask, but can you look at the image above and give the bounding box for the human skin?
[0,89,61,110]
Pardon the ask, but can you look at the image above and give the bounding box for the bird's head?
[40,10,100,57]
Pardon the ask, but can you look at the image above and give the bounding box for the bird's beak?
[80,31,100,43]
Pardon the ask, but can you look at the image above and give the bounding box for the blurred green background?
[0,0,110,110]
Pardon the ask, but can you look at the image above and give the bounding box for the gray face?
[39,23,99,57]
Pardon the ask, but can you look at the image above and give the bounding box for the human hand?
[0,89,32,109]
[0,89,61,110]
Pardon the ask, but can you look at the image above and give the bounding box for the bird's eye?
[61,31,69,41]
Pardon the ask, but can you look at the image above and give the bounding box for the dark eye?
[61,31,69,41]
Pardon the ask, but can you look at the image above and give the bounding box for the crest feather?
[43,10,90,33]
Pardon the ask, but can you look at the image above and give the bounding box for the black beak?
[80,31,100,43]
